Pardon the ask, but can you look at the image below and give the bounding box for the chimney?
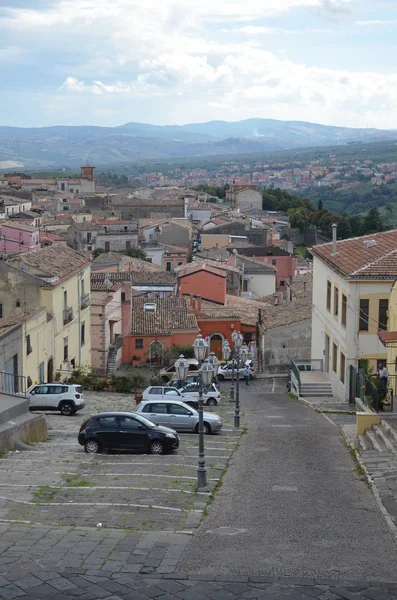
[332,223,337,255]
[197,295,202,313]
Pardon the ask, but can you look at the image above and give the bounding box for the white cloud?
[356,19,397,26]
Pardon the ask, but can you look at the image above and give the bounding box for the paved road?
[179,380,397,581]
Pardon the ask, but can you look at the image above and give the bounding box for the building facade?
[0,222,40,255]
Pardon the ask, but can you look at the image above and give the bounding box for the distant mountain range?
[0,119,396,168]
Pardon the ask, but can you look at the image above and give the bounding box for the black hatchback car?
[78,411,180,455]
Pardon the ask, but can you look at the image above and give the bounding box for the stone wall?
[261,319,312,372]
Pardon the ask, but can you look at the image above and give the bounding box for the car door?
[95,415,121,450]
[168,403,196,432]
[29,385,49,409]
[47,385,64,409]
[141,402,170,427]
[118,415,150,451]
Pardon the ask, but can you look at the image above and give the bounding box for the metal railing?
[290,360,301,396]
[357,369,380,412]
[112,334,123,350]
[63,306,74,325]
[0,371,27,396]
[80,293,90,309]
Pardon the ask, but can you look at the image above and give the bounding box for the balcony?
[80,293,90,309]
[63,306,74,325]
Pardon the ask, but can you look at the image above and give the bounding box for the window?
[148,387,162,395]
[16,300,21,308]
[166,261,172,272]
[164,388,180,396]
[340,352,346,384]
[334,287,339,318]
[70,189,73,193]
[98,416,119,428]
[135,339,143,349]
[87,246,92,251]
[378,299,388,331]
[332,342,338,373]
[272,259,276,265]
[81,279,85,296]
[327,281,332,311]
[178,261,183,266]
[359,299,369,332]
[26,335,32,356]
[243,279,249,292]
[105,241,110,252]
[34,386,49,394]
[341,294,347,327]
[169,404,192,416]
[121,292,126,302]
[81,322,85,346]
[119,416,142,430]
[48,386,63,394]
[0,303,2,318]
[63,290,68,309]
[142,403,168,414]
[126,241,131,250]
[63,337,68,361]
[279,280,285,287]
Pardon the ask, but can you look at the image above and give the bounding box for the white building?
[311,227,397,401]
[226,184,262,212]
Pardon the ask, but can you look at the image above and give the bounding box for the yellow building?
[2,246,91,382]
[378,279,397,393]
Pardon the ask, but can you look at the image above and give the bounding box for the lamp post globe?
[240,343,249,364]
[193,333,208,362]
[174,354,190,382]
[222,340,231,362]
[200,359,215,387]
[208,351,220,377]
[234,331,243,350]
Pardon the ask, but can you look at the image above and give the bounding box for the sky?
[1,0,397,129]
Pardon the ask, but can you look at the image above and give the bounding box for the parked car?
[179,382,221,407]
[28,383,85,416]
[142,385,220,406]
[217,362,255,381]
[78,411,179,454]
[136,400,222,434]
[159,359,199,383]
[168,372,200,389]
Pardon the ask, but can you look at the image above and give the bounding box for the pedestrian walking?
[243,365,250,386]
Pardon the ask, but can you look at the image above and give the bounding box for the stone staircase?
[358,420,397,454]
[107,346,117,375]
[300,381,333,397]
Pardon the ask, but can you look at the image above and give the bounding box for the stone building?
[225,184,262,212]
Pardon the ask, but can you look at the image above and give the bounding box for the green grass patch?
[61,474,96,487]
[315,409,356,415]
[33,486,60,502]
[286,392,297,400]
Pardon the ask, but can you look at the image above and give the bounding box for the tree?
[363,208,383,234]
[124,247,148,260]
[336,215,352,240]
[317,199,323,211]
[92,248,105,259]
[288,208,308,234]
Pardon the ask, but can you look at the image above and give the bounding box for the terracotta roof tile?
[131,297,198,335]
[177,263,227,279]
[312,230,397,279]
[10,246,90,280]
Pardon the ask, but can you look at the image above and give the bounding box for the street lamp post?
[192,334,214,492]
[233,332,244,429]
[208,351,220,386]
[174,354,190,385]
[230,331,239,401]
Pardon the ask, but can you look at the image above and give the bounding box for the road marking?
[272,378,276,393]
[0,497,204,512]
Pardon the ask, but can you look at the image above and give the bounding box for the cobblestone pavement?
[2,383,397,599]
[0,390,243,579]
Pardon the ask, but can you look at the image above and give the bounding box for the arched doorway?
[210,334,223,359]
[48,358,54,382]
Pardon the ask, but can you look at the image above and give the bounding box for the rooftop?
[90,278,123,293]
[10,246,90,282]
[131,297,198,336]
[311,229,397,279]
[2,221,38,233]
[92,252,161,271]
[177,263,227,279]
[229,245,292,257]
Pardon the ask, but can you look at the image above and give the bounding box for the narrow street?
[179,379,397,581]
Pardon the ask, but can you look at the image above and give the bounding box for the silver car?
[136,399,223,435]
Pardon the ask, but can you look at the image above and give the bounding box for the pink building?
[0,222,40,255]
[228,246,296,291]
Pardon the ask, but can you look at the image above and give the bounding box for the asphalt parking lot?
[0,389,246,574]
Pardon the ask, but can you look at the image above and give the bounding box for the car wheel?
[206,397,218,406]
[84,439,100,454]
[217,374,225,381]
[195,422,212,435]
[60,402,75,416]
[148,440,165,455]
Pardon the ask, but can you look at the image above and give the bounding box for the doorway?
[210,334,223,359]
[48,358,54,383]
[324,334,330,373]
